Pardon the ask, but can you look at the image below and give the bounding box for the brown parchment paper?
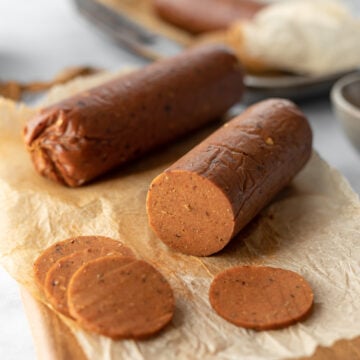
[0,73,360,360]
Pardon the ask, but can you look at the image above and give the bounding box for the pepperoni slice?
[68,256,175,339]
[209,266,313,330]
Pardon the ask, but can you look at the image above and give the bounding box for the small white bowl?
[331,72,360,153]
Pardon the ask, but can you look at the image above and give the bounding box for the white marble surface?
[0,0,359,359]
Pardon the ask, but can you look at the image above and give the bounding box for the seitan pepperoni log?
[153,0,265,34]
[23,44,244,187]
[147,99,312,256]
[209,266,314,330]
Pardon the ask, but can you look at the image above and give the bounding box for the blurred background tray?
[73,0,359,103]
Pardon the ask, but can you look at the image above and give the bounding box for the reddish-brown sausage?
[153,0,265,34]
[23,45,244,187]
[146,99,312,256]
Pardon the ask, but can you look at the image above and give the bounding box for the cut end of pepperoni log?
[147,170,235,256]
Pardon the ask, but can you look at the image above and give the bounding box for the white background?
[0,0,359,359]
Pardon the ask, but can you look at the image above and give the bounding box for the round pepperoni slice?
[68,256,175,339]
[33,236,134,288]
[209,266,313,330]
[44,244,134,317]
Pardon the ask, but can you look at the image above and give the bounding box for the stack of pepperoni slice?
[33,236,175,339]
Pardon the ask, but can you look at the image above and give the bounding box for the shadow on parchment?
[205,179,333,270]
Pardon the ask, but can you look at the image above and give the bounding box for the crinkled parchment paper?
[0,73,359,360]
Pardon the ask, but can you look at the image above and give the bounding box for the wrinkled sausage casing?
[23,44,244,187]
[147,99,313,256]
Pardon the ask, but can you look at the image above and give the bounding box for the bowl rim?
[331,72,360,120]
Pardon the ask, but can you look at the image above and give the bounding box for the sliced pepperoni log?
[44,247,134,317]
[147,99,312,256]
[153,0,265,34]
[33,236,134,288]
[68,256,175,339]
[209,266,314,330]
[23,44,244,187]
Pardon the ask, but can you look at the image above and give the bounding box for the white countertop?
[0,0,359,359]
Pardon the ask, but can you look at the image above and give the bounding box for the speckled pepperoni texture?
[147,99,312,256]
[23,44,244,187]
[44,246,135,317]
[153,0,265,34]
[209,266,314,330]
[68,256,175,339]
[33,236,134,288]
